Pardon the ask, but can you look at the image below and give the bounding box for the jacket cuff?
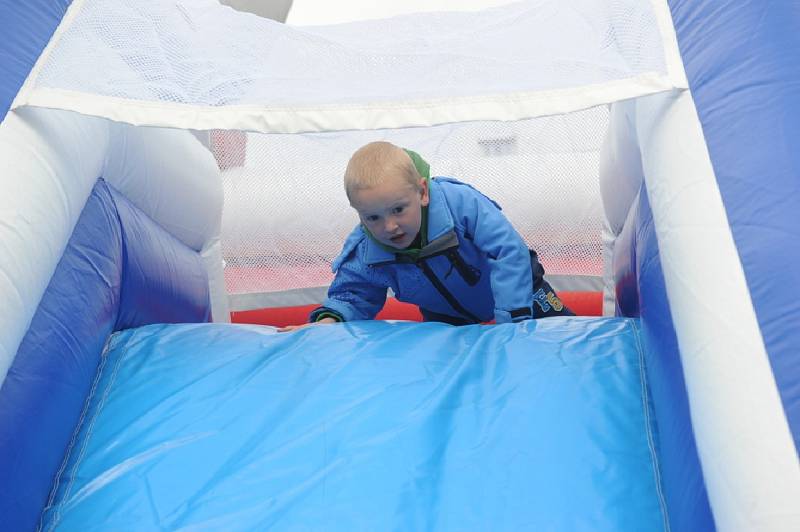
[494,307,532,324]
[308,307,344,323]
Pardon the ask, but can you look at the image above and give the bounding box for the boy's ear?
[419,178,430,207]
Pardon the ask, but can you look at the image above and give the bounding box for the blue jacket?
[310,177,534,324]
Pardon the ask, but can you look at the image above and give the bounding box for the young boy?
[279,141,572,332]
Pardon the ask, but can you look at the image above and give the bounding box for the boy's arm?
[278,263,387,332]
[457,187,533,324]
[308,259,389,323]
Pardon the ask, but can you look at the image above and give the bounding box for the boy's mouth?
[389,233,406,244]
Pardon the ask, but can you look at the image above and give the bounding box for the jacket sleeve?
[451,183,533,323]
[308,243,389,322]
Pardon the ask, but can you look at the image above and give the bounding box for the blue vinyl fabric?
[668,0,800,449]
[113,186,211,330]
[43,318,666,532]
[0,181,123,532]
[0,179,209,532]
[0,0,71,122]
[614,186,714,531]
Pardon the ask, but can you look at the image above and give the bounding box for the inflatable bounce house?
[1,0,798,530]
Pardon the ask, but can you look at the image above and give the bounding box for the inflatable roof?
[0,1,798,530]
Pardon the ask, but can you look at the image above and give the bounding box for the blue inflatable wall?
[0,0,71,121]
[668,0,800,449]
[0,179,210,532]
[614,184,714,531]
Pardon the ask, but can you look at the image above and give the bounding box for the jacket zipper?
[417,260,482,323]
[444,249,481,286]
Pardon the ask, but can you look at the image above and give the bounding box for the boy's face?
[350,173,429,249]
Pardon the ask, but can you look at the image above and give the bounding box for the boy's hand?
[276,317,337,333]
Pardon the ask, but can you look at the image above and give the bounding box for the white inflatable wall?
[599,101,644,315]
[0,108,227,387]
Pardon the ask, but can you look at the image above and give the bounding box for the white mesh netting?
[219,106,609,303]
[28,0,668,132]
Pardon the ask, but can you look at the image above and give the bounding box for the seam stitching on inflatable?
[41,333,113,531]
[47,331,128,531]
[631,319,671,532]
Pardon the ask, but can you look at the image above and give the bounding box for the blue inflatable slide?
[1,1,799,531]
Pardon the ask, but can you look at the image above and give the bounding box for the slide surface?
[43,318,665,531]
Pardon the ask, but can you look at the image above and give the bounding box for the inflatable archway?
[1,1,797,530]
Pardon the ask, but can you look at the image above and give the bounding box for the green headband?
[403,148,430,180]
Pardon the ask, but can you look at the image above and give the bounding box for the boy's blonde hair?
[344,141,422,201]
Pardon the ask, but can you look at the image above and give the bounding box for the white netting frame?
[218,106,609,299]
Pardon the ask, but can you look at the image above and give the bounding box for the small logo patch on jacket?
[546,291,564,311]
[533,288,551,313]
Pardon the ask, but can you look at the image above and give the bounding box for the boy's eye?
[392,206,404,214]
[365,215,379,222]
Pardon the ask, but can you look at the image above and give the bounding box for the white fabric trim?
[18,74,679,134]
[648,0,689,90]
[637,90,800,532]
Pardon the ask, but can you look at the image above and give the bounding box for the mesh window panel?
[219,106,609,296]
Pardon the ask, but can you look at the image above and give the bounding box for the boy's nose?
[384,219,399,233]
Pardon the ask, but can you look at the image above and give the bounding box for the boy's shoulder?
[433,176,472,191]
[432,176,502,210]
[332,226,398,273]
[331,225,368,272]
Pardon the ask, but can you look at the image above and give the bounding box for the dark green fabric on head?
[403,148,430,180]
